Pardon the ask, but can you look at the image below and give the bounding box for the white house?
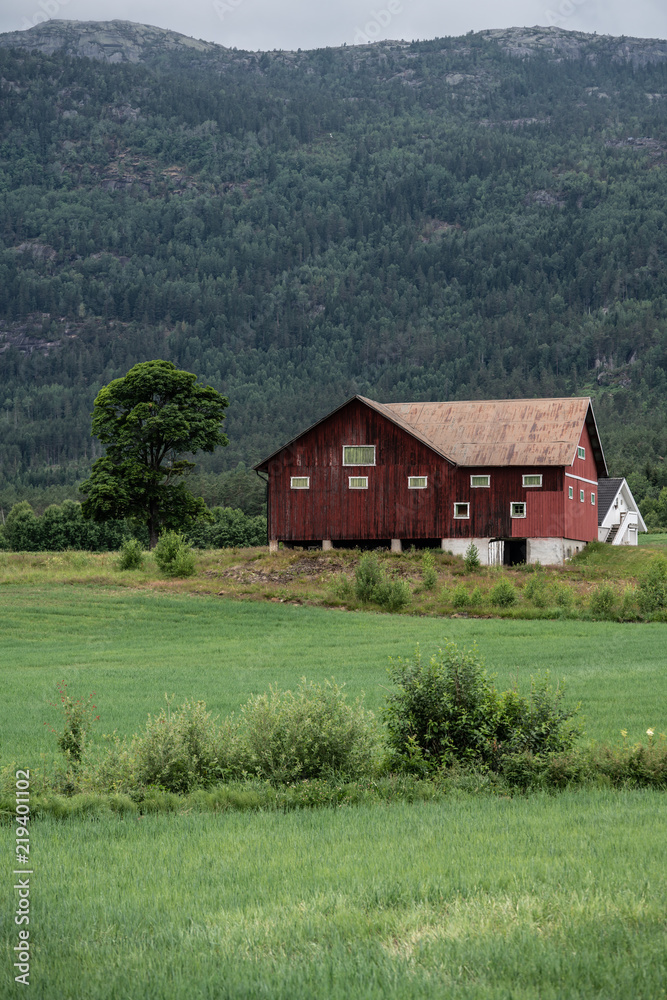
[597,478,647,545]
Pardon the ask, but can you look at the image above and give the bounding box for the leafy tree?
[79,361,228,547]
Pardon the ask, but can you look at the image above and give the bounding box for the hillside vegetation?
[1,21,667,513]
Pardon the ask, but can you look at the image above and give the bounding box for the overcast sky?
[3,0,667,51]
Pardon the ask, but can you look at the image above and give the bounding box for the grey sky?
[3,0,667,51]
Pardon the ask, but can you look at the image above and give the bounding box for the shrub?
[589,583,617,619]
[233,679,379,784]
[131,698,223,793]
[451,584,469,609]
[117,537,144,571]
[463,542,481,572]
[373,576,411,611]
[489,577,517,607]
[637,557,667,616]
[46,681,99,765]
[523,575,548,608]
[421,550,438,590]
[154,530,196,577]
[553,582,574,610]
[383,642,580,774]
[354,552,384,602]
[469,585,484,607]
[353,552,411,609]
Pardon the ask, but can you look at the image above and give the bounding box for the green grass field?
[2,586,666,998]
[1,586,665,762]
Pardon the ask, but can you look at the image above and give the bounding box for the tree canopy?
[79,360,228,545]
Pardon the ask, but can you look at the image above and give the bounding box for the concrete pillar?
[391,539,403,553]
[322,539,333,551]
[269,539,279,554]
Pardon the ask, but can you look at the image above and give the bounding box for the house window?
[290,477,310,489]
[454,502,470,519]
[577,446,585,460]
[568,486,574,499]
[408,476,427,489]
[511,502,526,518]
[522,474,542,488]
[580,489,585,502]
[470,475,490,488]
[348,477,368,489]
[343,445,375,466]
[591,492,596,505]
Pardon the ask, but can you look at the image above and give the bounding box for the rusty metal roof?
[366,396,607,472]
[255,395,608,476]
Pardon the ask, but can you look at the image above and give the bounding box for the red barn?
[254,395,608,565]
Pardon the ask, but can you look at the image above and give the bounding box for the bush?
[353,552,411,609]
[523,575,548,608]
[463,542,481,572]
[354,552,384,601]
[232,679,379,784]
[373,576,411,611]
[383,642,580,774]
[553,582,574,610]
[117,537,144,570]
[589,583,617,619]
[637,557,667,615]
[131,698,223,793]
[421,550,438,590]
[154,530,196,577]
[451,584,469,609]
[469,585,484,607]
[46,681,100,765]
[489,577,517,607]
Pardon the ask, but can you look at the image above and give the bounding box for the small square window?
[511,502,526,518]
[348,476,368,489]
[454,502,470,519]
[523,474,542,488]
[577,446,585,460]
[591,492,596,505]
[290,477,310,489]
[580,489,585,503]
[343,445,375,466]
[470,475,490,488]
[568,486,574,499]
[408,476,427,489]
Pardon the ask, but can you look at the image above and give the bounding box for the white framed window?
[577,446,585,460]
[523,474,542,488]
[591,492,596,505]
[454,502,470,519]
[408,476,427,489]
[580,489,585,502]
[510,502,526,518]
[568,486,574,499]
[470,474,490,488]
[343,445,375,466]
[290,476,310,489]
[348,476,368,489]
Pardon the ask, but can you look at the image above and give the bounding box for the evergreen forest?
[1,21,667,520]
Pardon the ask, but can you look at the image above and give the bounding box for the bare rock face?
[479,26,667,68]
[0,19,219,63]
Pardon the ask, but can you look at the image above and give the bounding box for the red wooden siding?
[563,423,599,541]
[264,398,600,545]
[266,399,453,542]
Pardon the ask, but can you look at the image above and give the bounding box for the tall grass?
[1,790,665,998]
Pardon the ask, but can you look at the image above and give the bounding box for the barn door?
[488,540,504,566]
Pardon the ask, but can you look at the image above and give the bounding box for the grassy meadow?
[1,568,666,998]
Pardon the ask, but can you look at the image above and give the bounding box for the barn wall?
[563,422,599,542]
[266,399,453,541]
[449,467,563,539]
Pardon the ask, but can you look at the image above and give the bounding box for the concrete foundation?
[440,537,588,566]
[322,539,333,551]
[391,538,403,553]
[269,538,279,554]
